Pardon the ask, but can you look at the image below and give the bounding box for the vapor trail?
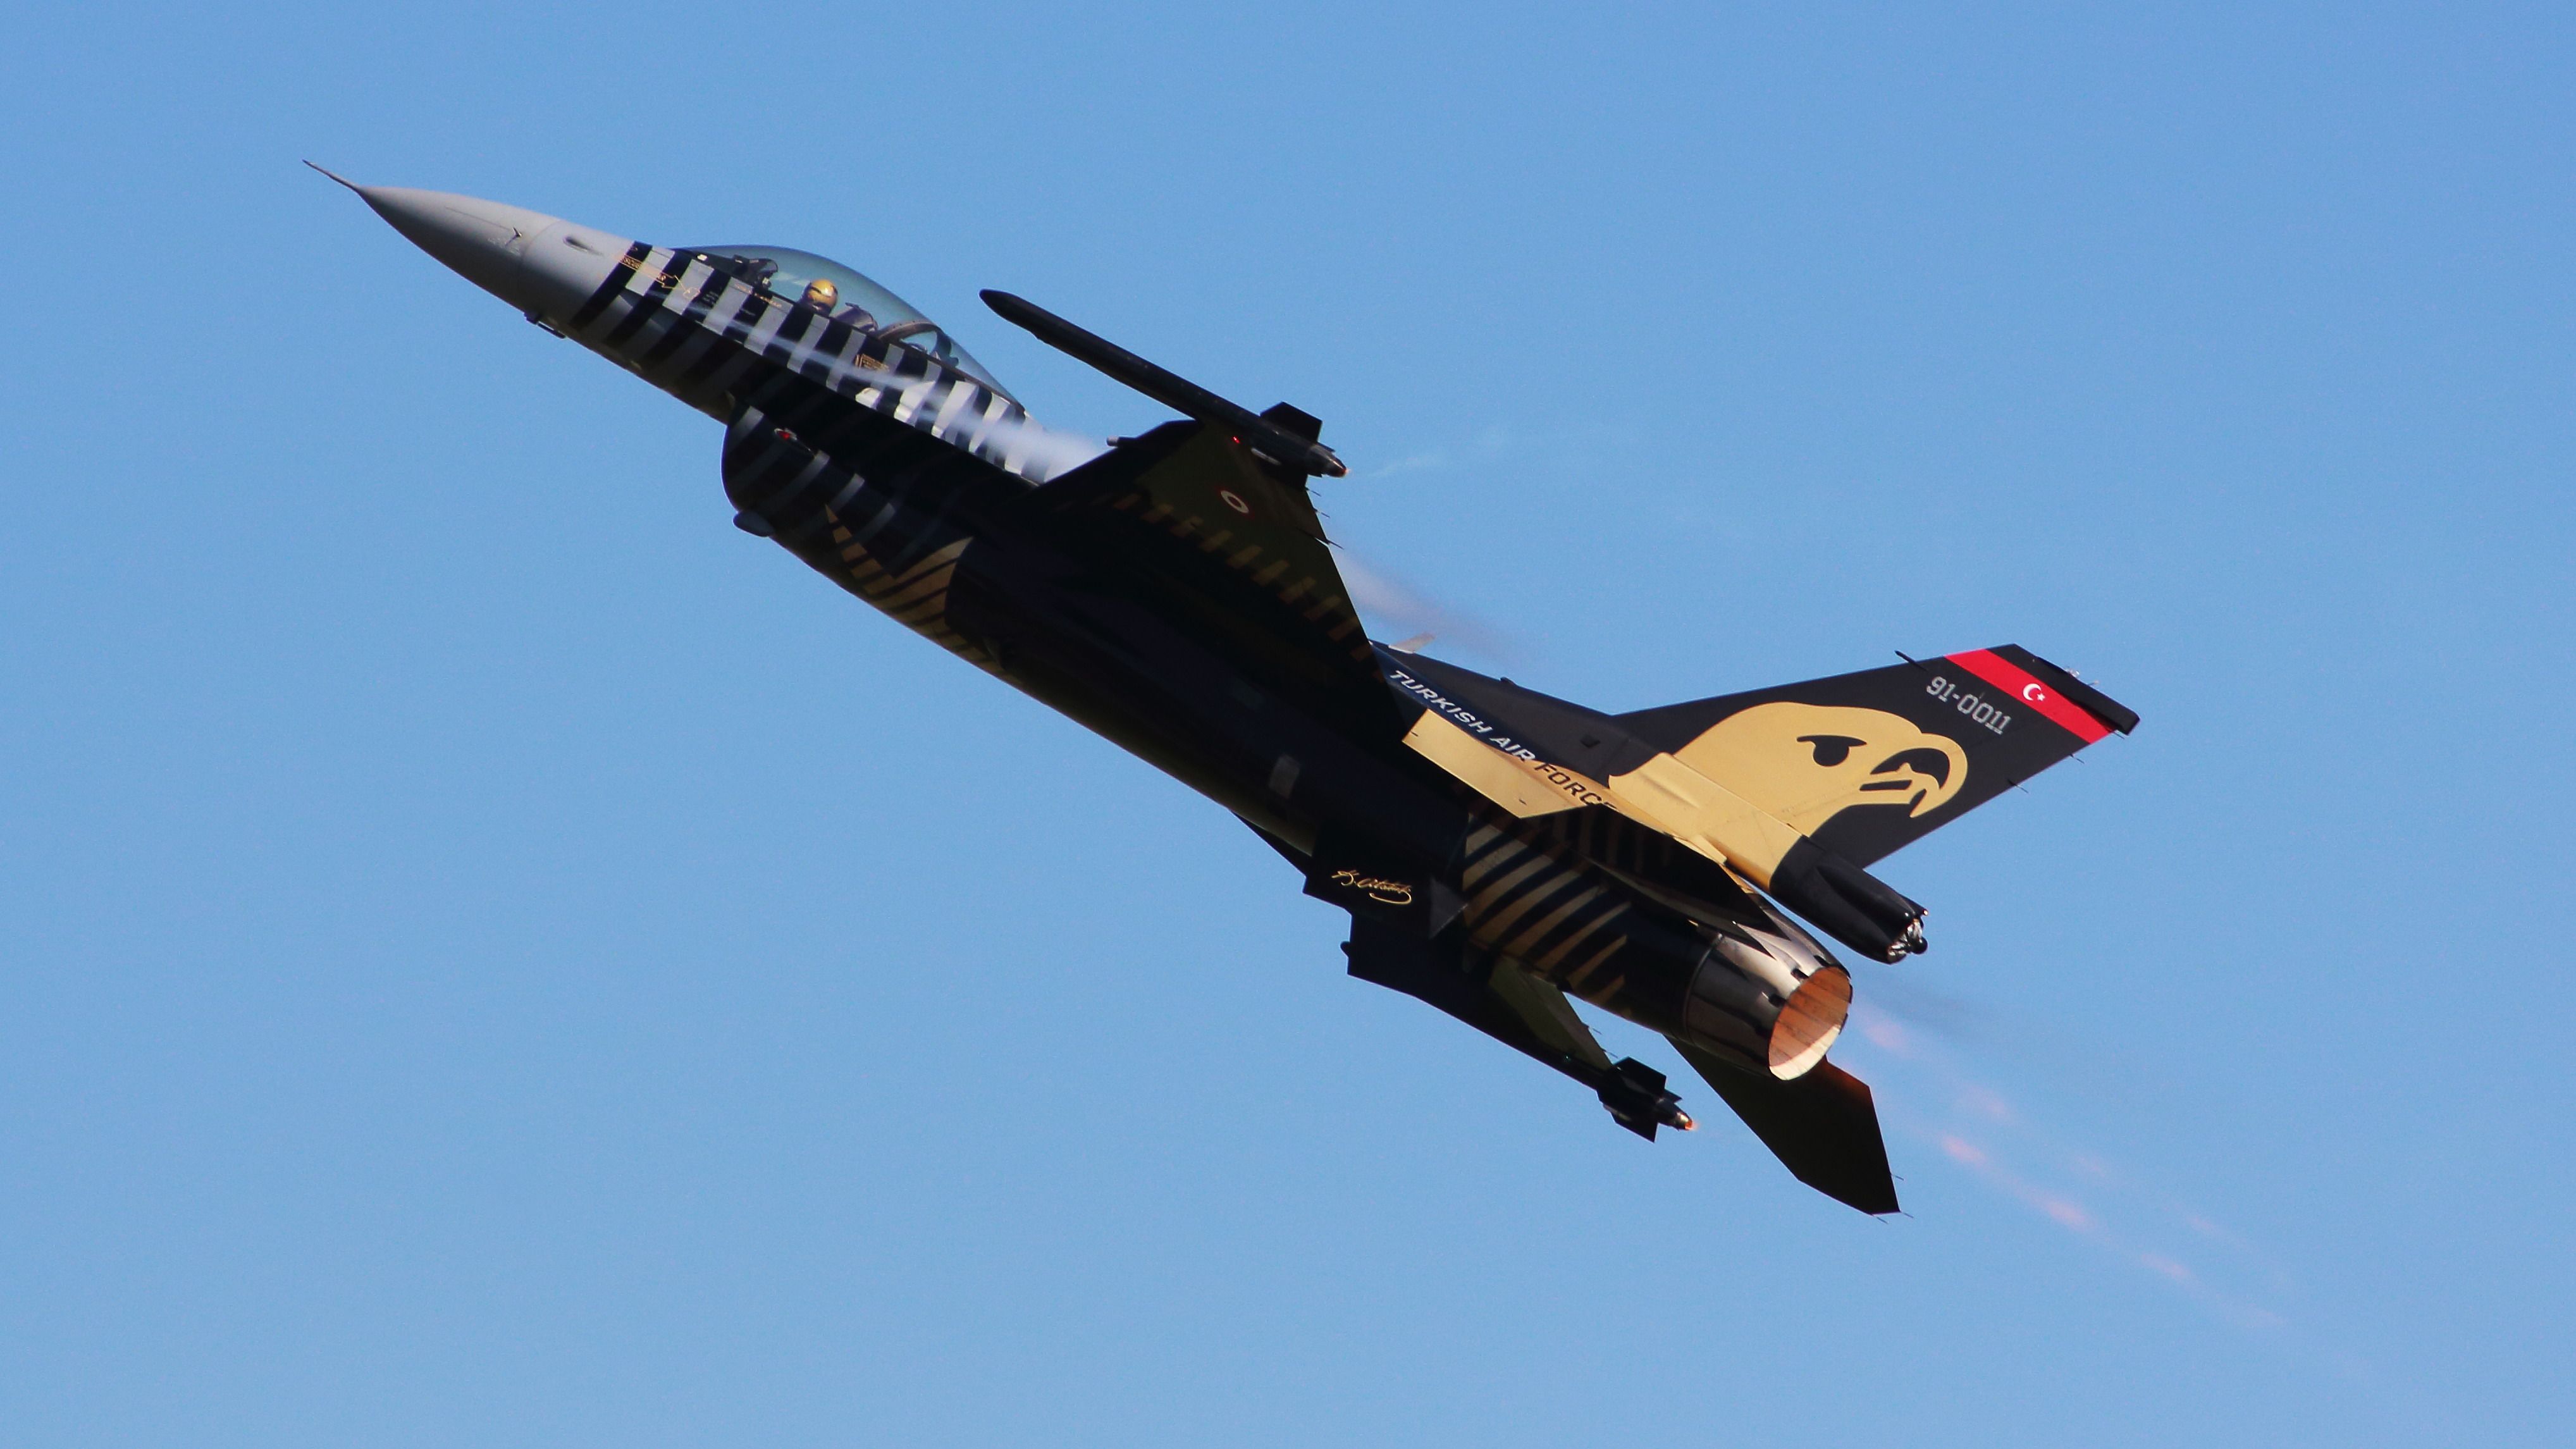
[947,409,1110,481]
[1840,1004,2296,1332]
[1333,549,1527,664]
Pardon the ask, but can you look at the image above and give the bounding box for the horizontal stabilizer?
[1670,1040,1899,1214]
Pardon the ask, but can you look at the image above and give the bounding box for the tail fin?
[1374,644,2134,962]
[1616,646,2136,872]
[1612,646,2135,960]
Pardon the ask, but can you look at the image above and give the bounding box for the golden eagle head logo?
[1674,703,1969,835]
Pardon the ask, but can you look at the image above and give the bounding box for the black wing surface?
[1017,418,1396,736]
[1345,918,1694,1140]
[1346,918,1614,1076]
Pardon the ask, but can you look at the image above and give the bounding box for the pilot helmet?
[801,278,839,311]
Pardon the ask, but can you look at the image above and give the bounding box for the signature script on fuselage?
[1328,868,1415,906]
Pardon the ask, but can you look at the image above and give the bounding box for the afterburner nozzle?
[1766,966,1851,1080]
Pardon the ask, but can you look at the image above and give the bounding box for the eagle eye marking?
[1679,701,1971,830]
[1796,734,1867,767]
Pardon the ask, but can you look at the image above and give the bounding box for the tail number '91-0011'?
[1923,675,2013,736]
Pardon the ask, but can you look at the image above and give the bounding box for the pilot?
[799,276,877,330]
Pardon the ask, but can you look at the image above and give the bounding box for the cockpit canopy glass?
[681,245,1013,398]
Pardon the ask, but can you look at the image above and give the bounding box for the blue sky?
[4,3,2571,1444]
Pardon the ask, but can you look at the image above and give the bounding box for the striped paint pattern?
[569,244,1047,479]
[1455,818,1636,999]
[720,400,1004,674]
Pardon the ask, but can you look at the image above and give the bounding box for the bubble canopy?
[680,245,1013,397]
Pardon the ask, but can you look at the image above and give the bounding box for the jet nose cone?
[317,166,636,329]
[314,166,592,314]
[354,183,564,309]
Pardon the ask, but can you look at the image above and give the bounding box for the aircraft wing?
[1343,916,1701,1140]
[1347,920,1613,1073]
[1020,419,1395,734]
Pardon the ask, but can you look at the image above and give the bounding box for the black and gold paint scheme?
[444,235,2140,1216]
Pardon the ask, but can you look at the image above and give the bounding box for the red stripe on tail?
[1944,649,2111,744]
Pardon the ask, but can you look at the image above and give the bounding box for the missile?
[980,289,1348,478]
[1595,1057,1695,1139]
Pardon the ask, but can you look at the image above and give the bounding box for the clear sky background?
[4,3,2571,1445]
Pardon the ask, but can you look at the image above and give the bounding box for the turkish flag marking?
[1945,650,2111,744]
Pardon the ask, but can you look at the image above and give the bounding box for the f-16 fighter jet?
[328,170,2138,1215]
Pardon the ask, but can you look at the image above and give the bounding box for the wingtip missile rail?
[980,288,1348,479]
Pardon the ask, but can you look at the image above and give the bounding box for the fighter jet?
[328,170,2138,1215]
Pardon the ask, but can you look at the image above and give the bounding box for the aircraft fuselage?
[345,178,1875,1157]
